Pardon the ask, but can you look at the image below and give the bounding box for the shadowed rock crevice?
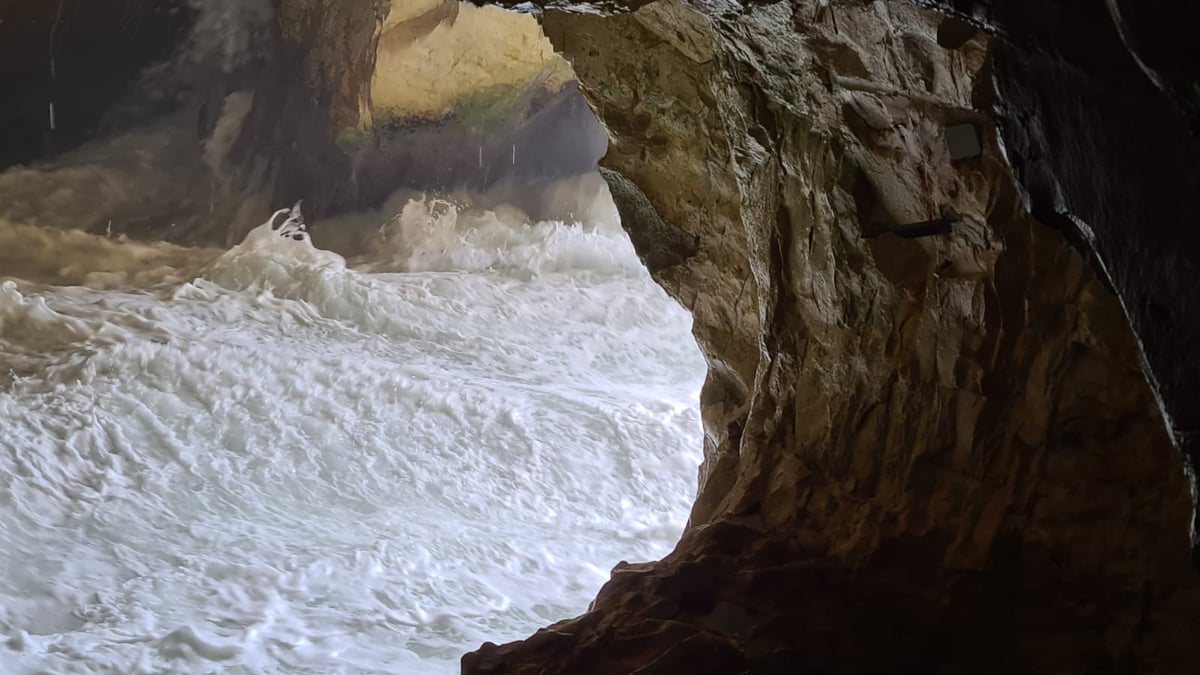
[599,167,698,275]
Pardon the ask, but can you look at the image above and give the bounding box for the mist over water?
[0,175,705,672]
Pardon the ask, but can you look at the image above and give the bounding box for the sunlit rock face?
[355,1,603,200]
[372,1,572,122]
[462,1,1200,672]
[0,1,605,243]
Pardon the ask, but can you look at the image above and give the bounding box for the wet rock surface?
[465,1,1200,671]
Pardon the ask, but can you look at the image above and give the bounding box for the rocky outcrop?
[463,1,1200,672]
[227,0,602,218]
[222,0,384,221]
[0,0,379,242]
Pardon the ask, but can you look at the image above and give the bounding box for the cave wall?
[0,0,192,169]
[462,1,1200,672]
[923,0,1200,560]
[0,0,368,244]
[3,0,1198,668]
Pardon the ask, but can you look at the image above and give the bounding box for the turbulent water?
[0,187,705,673]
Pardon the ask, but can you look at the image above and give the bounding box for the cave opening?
[6,0,1200,673]
[0,1,706,672]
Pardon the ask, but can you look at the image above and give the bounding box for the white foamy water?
[0,189,704,673]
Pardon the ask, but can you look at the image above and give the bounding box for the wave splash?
[0,175,704,674]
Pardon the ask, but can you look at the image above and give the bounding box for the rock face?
[229,0,604,218]
[928,0,1200,560]
[462,1,1200,672]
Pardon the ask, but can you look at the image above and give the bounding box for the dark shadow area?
[0,0,194,169]
[925,0,1200,558]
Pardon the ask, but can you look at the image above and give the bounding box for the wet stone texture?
[461,1,1200,672]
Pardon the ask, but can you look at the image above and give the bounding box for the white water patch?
[0,188,704,673]
[353,196,640,277]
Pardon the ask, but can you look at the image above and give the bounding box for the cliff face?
[460,1,1200,672]
[372,1,572,121]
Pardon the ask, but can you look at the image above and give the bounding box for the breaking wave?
[0,174,704,673]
